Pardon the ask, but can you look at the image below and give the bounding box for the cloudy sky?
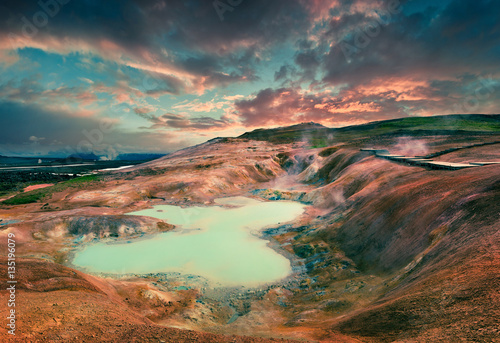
[0,0,499,157]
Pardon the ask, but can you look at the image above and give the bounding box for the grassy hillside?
[239,114,500,147]
[1,175,102,205]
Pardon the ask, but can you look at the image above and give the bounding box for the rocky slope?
[0,115,499,342]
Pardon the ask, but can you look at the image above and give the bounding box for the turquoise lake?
[72,197,306,286]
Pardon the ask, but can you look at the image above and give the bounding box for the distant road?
[98,165,134,172]
[423,140,500,159]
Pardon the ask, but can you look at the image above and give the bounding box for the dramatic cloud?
[0,0,315,95]
[0,100,192,156]
[136,111,230,131]
[0,0,499,156]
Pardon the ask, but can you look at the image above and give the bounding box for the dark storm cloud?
[322,0,500,86]
[0,0,315,94]
[234,0,500,126]
[274,65,294,83]
[0,0,499,148]
[295,51,320,70]
[2,0,499,90]
[0,100,106,146]
[294,49,321,82]
[135,111,229,131]
[0,100,191,155]
[133,0,310,52]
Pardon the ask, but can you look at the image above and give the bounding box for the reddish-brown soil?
[23,184,54,193]
[0,130,499,342]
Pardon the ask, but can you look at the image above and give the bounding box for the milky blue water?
[72,197,305,286]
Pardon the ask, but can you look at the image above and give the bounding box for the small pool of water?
[72,197,305,286]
